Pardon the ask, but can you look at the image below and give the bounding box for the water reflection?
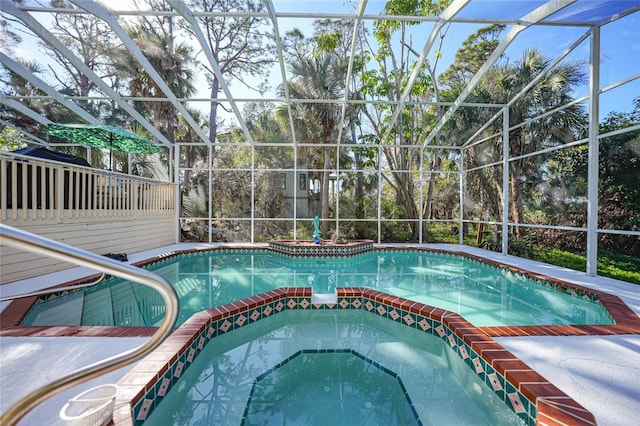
[23,250,614,327]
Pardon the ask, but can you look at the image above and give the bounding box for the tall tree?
[596,97,640,241]
[43,0,118,115]
[359,0,452,241]
[117,2,195,145]
[277,52,344,233]
[435,19,587,239]
[503,50,584,234]
[438,24,510,225]
[181,0,276,143]
[547,97,640,253]
[314,19,371,236]
[173,107,209,187]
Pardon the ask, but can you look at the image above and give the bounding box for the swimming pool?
[22,248,614,328]
[144,309,524,425]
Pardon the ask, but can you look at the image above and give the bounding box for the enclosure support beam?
[174,145,181,244]
[422,0,576,148]
[419,147,424,244]
[502,107,510,255]
[251,141,255,243]
[335,0,367,147]
[385,0,470,145]
[1,53,98,124]
[459,152,465,245]
[265,0,296,145]
[208,145,214,243]
[377,145,383,244]
[462,28,590,148]
[167,0,254,146]
[0,96,53,126]
[71,0,211,146]
[1,2,173,148]
[0,119,49,147]
[586,26,600,277]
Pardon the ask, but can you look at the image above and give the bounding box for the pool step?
[23,291,84,325]
[312,293,337,304]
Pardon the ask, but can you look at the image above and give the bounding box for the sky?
[5,1,640,136]
[199,1,640,126]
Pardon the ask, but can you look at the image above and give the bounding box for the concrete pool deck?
[1,243,639,425]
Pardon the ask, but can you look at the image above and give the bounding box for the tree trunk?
[321,146,331,235]
[352,125,365,236]
[182,147,192,188]
[394,172,420,241]
[209,79,220,144]
[167,111,175,144]
[509,131,525,239]
[509,167,524,238]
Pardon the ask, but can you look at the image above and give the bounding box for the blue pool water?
[22,249,613,327]
[144,309,524,425]
[243,349,421,425]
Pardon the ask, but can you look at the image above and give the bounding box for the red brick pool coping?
[1,246,639,425]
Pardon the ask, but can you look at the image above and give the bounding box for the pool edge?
[113,287,597,426]
[3,245,638,338]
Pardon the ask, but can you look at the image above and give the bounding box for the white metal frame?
[1,1,639,278]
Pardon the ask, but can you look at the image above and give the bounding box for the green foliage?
[374,0,451,41]
[537,96,640,253]
[529,247,640,285]
[597,97,640,233]
[508,234,538,258]
[0,127,27,151]
[315,32,342,55]
[423,222,460,243]
[597,250,640,284]
[478,229,501,252]
[439,24,506,86]
[531,247,586,270]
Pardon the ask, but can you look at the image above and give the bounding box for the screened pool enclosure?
[1,0,639,279]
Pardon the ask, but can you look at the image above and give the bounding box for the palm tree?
[118,18,195,144]
[448,48,586,238]
[172,107,209,187]
[276,54,344,234]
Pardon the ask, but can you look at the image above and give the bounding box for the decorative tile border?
[114,287,596,426]
[269,239,374,256]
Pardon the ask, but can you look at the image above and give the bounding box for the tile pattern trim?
[114,287,596,426]
[268,239,374,256]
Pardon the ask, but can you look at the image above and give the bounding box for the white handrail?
[0,224,180,426]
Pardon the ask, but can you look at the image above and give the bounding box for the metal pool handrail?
[0,223,180,426]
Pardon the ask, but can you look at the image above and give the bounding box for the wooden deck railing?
[0,152,175,223]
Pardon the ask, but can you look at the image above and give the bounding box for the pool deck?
[1,243,639,425]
